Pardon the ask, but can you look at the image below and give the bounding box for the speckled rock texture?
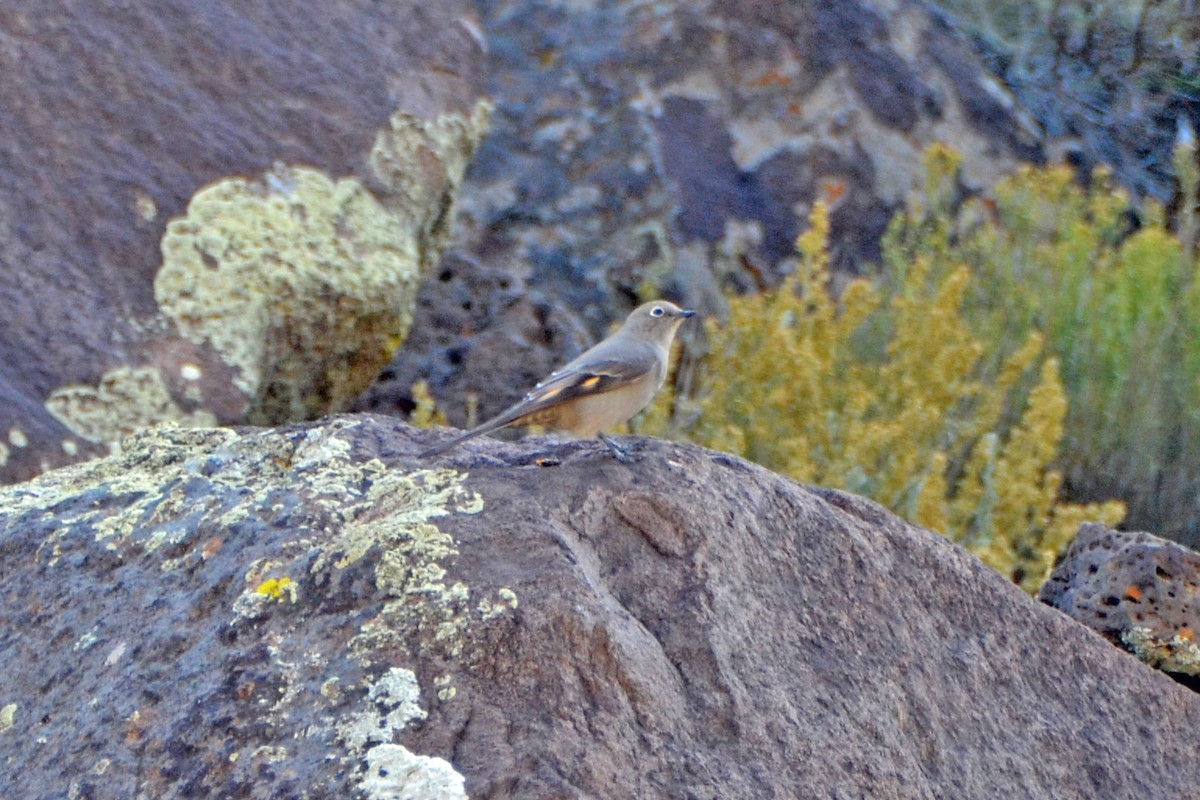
[457,0,1043,289]
[1,418,1197,799]
[352,253,593,428]
[0,1,488,485]
[381,0,1048,429]
[1040,523,1200,682]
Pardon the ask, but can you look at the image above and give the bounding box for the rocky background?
[1,0,1199,797]
[933,0,1200,204]
[0,0,488,483]
[358,0,1051,429]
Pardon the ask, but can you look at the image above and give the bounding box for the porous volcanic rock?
[0,1,488,485]
[351,252,594,428]
[0,417,1197,799]
[1040,523,1200,681]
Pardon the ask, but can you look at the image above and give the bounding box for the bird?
[420,300,696,461]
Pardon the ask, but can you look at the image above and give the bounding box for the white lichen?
[336,667,467,799]
[361,744,467,800]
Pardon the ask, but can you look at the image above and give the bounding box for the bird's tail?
[418,409,528,458]
[418,427,488,458]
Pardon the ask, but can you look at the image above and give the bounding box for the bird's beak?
[680,309,697,318]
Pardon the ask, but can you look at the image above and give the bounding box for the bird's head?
[623,300,697,345]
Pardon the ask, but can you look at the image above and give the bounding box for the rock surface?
[924,0,1197,204]
[1,417,1197,799]
[0,1,488,485]
[385,0,1049,429]
[1040,523,1200,680]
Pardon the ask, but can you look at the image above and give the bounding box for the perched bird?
[420,300,696,461]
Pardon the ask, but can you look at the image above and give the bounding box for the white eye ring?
[651,306,665,317]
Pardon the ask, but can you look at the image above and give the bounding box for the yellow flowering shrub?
[409,379,448,429]
[885,144,1200,540]
[643,201,1125,591]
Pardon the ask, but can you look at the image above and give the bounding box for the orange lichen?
[750,69,792,88]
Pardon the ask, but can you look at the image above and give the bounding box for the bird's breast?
[553,373,660,437]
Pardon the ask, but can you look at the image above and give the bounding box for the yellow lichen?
[1122,626,1200,676]
[256,577,297,602]
[44,365,217,445]
[368,103,493,276]
[155,165,420,423]
[477,587,519,621]
[434,674,456,702]
[0,419,499,673]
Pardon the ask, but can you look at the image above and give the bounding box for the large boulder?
[0,418,1195,798]
[0,1,489,484]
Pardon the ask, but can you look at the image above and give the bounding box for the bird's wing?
[419,340,660,456]
[521,349,659,410]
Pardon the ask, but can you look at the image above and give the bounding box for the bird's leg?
[597,432,636,463]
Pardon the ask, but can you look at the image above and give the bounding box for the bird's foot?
[598,433,638,463]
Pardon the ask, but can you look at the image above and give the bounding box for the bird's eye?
[651,306,664,317]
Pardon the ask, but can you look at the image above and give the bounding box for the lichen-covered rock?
[0,420,486,798]
[1040,523,1200,679]
[0,418,1197,799]
[0,1,488,485]
[154,165,425,423]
